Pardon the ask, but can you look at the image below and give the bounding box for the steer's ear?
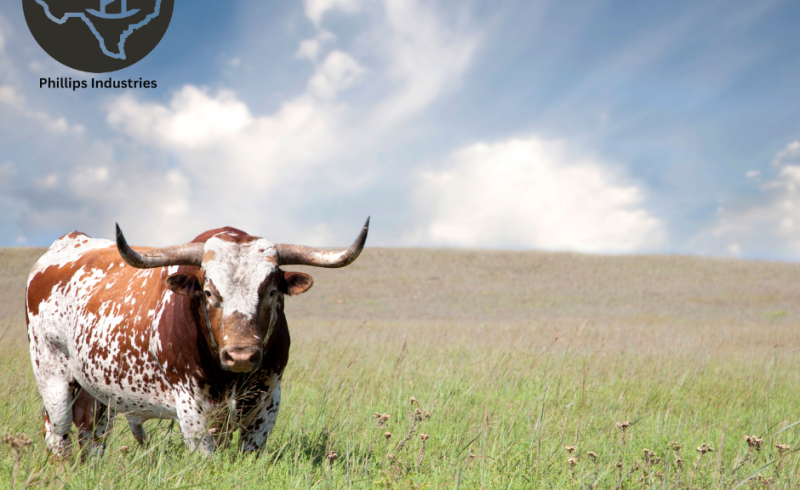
[281,271,313,296]
[166,272,200,297]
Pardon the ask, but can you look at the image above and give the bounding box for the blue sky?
[2,0,800,259]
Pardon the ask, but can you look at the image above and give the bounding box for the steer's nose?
[220,346,263,372]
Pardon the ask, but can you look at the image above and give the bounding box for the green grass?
[2,247,800,488]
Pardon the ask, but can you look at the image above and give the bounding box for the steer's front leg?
[173,387,215,454]
[240,375,282,452]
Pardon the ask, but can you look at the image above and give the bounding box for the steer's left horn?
[275,217,369,268]
[116,223,204,269]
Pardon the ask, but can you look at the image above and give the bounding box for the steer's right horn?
[275,217,369,268]
[116,223,204,269]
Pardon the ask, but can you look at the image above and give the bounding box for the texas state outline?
[34,0,162,60]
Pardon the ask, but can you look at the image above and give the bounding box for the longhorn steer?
[26,219,369,456]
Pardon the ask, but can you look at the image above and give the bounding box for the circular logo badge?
[23,0,174,73]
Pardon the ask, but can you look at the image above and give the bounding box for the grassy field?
[2,246,800,488]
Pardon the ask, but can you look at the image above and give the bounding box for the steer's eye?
[269,290,276,298]
[205,290,212,298]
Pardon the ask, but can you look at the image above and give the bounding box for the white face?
[201,236,278,321]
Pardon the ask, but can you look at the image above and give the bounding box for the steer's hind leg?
[126,415,147,445]
[41,387,72,458]
[32,349,74,457]
[240,375,282,452]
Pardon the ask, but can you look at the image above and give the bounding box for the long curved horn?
[116,223,204,269]
[275,217,369,268]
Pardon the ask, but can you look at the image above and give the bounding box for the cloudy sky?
[2,0,800,259]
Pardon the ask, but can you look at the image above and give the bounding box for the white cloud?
[301,0,477,128]
[0,85,23,111]
[304,0,364,27]
[772,140,800,166]
[107,85,344,187]
[35,173,59,190]
[105,83,354,245]
[410,136,666,253]
[307,50,365,101]
[108,87,254,148]
[367,0,477,128]
[296,30,335,62]
[0,161,16,189]
[704,141,800,258]
[297,39,320,61]
[0,15,83,136]
[0,85,83,135]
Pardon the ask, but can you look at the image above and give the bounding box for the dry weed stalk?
[745,435,764,452]
[614,421,630,489]
[615,421,631,447]
[670,441,682,472]
[325,451,339,465]
[366,412,392,461]
[567,457,578,480]
[564,445,578,479]
[417,433,429,465]
[3,433,32,489]
[775,443,791,477]
[641,448,661,484]
[643,448,660,465]
[587,451,600,482]
[395,407,431,455]
[3,433,33,450]
[374,412,391,427]
[395,409,422,453]
[695,443,713,474]
[696,443,713,455]
[730,434,764,476]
